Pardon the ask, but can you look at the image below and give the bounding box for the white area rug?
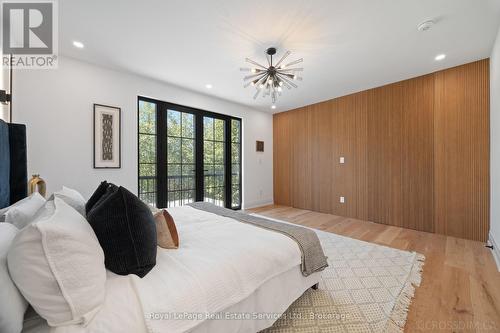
[251,214,425,333]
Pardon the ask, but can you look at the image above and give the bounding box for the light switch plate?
[340,196,345,203]
[340,157,345,164]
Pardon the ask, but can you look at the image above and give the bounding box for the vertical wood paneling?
[402,75,435,233]
[273,59,489,241]
[354,92,369,221]
[331,97,357,217]
[290,108,313,209]
[434,60,490,241]
[311,101,333,213]
[273,112,291,206]
[367,83,404,226]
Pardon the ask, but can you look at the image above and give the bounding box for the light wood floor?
[247,205,500,332]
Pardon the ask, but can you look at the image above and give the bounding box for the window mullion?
[224,118,232,209]
[157,102,167,208]
[195,112,204,202]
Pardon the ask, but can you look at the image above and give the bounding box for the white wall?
[13,56,273,208]
[490,26,500,269]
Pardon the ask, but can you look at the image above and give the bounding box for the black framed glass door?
[203,116,227,207]
[138,97,242,210]
[166,109,196,206]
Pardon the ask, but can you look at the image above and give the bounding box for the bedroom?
[0,0,499,332]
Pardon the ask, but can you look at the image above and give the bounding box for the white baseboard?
[243,199,274,210]
[488,232,500,272]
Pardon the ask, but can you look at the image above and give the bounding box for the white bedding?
[133,206,302,333]
[25,266,319,333]
[23,206,311,333]
[26,273,145,333]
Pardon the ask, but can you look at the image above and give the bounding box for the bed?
[22,206,322,333]
[0,119,324,333]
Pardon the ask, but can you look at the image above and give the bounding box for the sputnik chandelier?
[241,47,303,106]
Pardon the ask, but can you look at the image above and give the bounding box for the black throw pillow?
[86,186,157,278]
[85,181,109,215]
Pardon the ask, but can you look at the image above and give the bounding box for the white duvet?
[34,206,302,333]
[132,206,301,333]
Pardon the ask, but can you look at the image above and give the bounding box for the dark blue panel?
[8,123,27,204]
[0,120,10,208]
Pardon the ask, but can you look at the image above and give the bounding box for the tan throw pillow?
[154,210,179,249]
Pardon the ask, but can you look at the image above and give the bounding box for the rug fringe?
[385,253,425,333]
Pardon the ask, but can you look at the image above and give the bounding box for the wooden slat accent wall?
[273,59,490,241]
[433,60,490,241]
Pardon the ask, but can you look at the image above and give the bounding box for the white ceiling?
[60,0,500,113]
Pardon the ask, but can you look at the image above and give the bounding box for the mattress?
[22,206,321,333]
[23,266,320,333]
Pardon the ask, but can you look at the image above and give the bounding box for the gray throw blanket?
[188,202,328,276]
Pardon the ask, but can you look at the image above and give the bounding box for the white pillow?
[30,199,56,225]
[0,223,28,333]
[7,198,106,327]
[0,193,46,228]
[53,186,86,216]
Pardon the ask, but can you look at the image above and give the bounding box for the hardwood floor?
[247,205,500,332]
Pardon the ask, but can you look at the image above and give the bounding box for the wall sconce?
[0,89,11,104]
[1,54,13,122]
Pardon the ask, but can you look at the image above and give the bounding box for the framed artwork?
[94,104,121,168]
[256,140,264,152]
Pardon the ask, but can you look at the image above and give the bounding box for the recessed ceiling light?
[435,54,446,61]
[205,84,213,89]
[73,41,84,49]
[271,105,277,110]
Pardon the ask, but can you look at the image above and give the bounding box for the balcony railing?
[139,174,231,207]
[138,176,157,206]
